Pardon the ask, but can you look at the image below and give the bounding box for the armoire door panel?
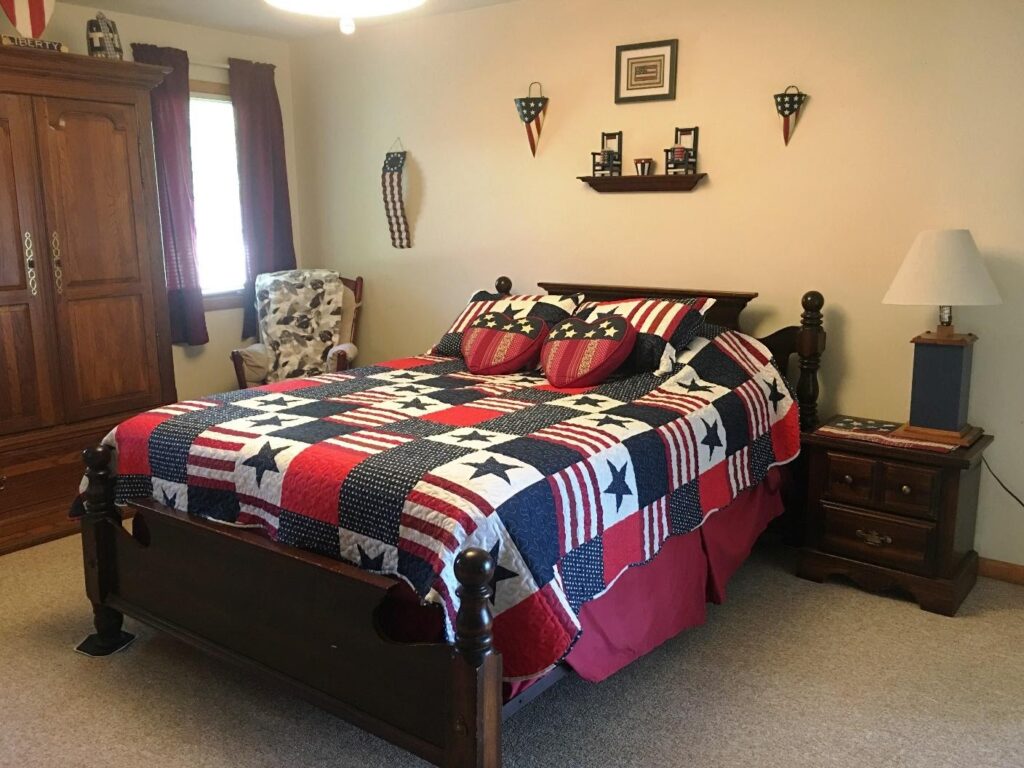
[0,305,44,428]
[66,294,154,410]
[0,93,62,435]
[47,109,140,286]
[0,118,23,290]
[34,96,162,422]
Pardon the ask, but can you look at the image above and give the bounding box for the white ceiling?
[60,0,516,39]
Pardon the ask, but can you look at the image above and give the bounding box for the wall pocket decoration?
[382,144,412,249]
[774,85,808,145]
[514,82,548,157]
[615,39,678,104]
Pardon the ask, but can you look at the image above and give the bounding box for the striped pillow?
[432,291,583,358]
[572,296,716,374]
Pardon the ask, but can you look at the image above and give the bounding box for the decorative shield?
[774,85,807,146]
[514,81,549,157]
[0,0,55,38]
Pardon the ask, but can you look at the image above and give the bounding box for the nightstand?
[797,424,993,615]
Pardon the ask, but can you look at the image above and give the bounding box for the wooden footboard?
[78,446,501,768]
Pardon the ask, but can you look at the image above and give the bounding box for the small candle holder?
[634,158,654,176]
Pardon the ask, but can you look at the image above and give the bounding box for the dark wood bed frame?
[76,279,825,768]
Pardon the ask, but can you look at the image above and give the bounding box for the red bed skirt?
[380,469,785,700]
[505,468,784,697]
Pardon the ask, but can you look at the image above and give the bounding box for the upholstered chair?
[231,270,363,389]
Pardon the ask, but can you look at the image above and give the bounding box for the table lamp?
[882,229,1001,446]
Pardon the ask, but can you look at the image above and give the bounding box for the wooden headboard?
[537,281,758,332]
[494,276,826,431]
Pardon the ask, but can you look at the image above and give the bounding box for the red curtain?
[229,58,297,339]
[131,44,209,346]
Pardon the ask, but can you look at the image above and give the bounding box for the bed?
[75,278,826,768]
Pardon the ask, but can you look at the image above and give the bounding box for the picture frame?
[615,39,678,104]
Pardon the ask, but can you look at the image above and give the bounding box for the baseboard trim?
[979,557,1024,586]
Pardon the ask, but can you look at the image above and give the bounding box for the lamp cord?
[983,457,1024,510]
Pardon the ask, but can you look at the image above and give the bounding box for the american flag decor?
[514,82,548,157]
[381,151,411,249]
[774,85,807,146]
[0,0,55,38]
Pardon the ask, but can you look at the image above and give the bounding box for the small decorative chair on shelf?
[230,270,364,389]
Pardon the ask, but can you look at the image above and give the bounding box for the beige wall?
[1,3,303,400]
[290,0,1024,565]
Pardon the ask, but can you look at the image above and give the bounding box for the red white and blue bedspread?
[105,326,800,679]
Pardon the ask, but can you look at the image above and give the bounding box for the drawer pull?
[856,529,893,547]
[0,474,6,492]
[900,484,913,496]
[843,474,855,485]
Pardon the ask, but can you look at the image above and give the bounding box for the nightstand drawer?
[824,452,876,505]
[819,503,935,576]
[880,462,939,519]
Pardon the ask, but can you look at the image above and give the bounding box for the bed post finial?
[454,548,495,667]
[77,444,135,657]
[494,276,512,296]
[796,291,826,432]
[446,548,502,767]
[83,445,118,521]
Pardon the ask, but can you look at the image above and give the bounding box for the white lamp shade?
[883,229,1002,306]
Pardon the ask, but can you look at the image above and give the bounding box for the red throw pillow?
[541,316,637,388]
[461,312,548,375]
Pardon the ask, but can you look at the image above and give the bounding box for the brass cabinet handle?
[50,232,64,295]
[842,474,854,485]
[23,232,38,296]
[0,474,6,491]
[856,529,893,547]
[900,484,913,496]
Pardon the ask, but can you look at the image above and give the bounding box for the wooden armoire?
[0,49,176,554]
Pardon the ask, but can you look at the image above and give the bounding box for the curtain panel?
[131,44,209,346]
[228,58,298,339]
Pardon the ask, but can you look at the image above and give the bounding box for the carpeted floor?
[1,535,1021,768]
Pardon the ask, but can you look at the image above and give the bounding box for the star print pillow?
[431,291,583,358]
[461,312,549,375]
[541,315,638,388]
[572,296,716,375]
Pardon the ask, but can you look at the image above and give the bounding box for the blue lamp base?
[891,328,983,447]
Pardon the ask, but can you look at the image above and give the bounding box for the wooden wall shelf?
[578,173,707,193]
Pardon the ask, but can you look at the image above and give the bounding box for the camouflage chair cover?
[232,270,358,387]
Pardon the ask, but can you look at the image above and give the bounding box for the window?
[189,83,247,298]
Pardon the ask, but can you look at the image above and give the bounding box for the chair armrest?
[231,343,273,389]
[328,342,359,371]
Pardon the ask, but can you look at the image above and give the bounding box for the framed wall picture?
[615,39,678,104]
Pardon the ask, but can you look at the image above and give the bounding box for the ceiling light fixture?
[264,0,428,35]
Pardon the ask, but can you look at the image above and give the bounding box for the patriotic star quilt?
[105,324,801,679]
